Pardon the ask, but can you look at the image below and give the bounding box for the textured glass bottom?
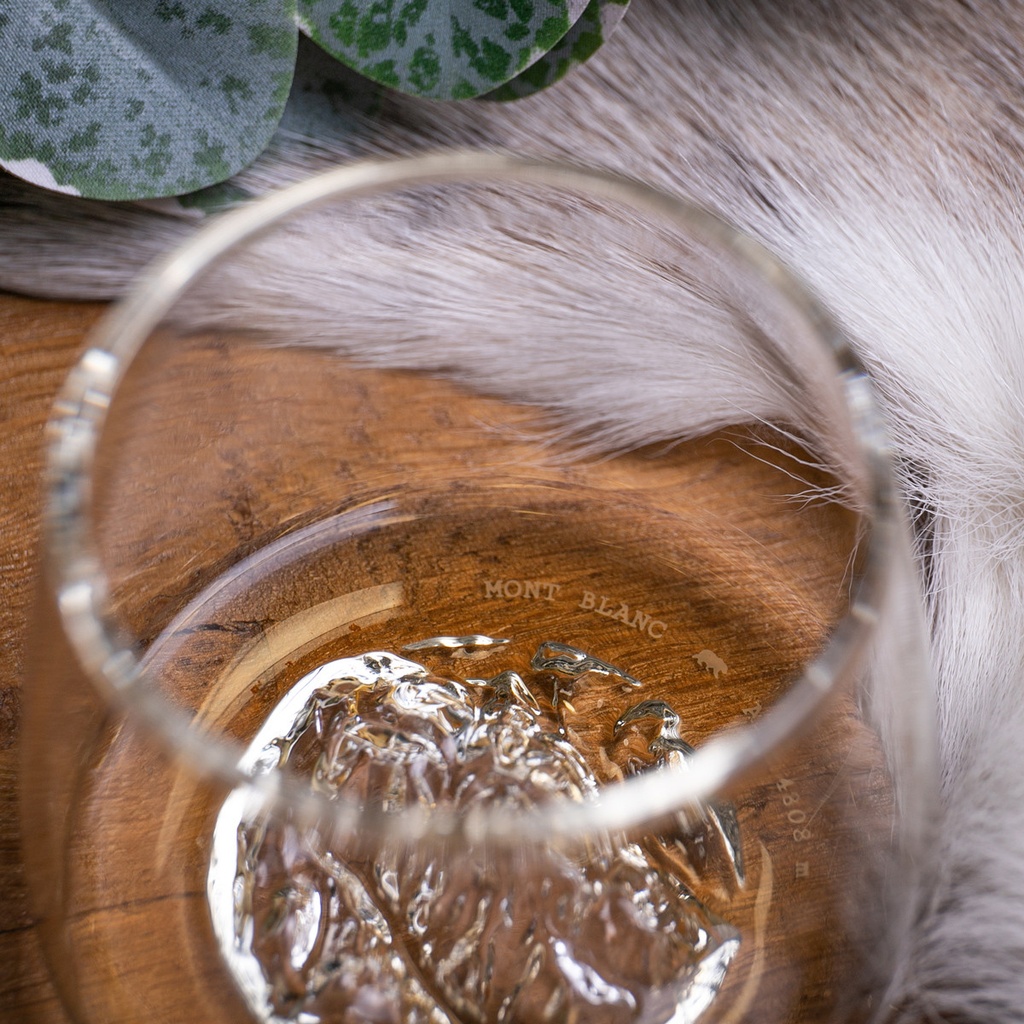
[208,644,743,1024]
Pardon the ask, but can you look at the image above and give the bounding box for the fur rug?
[5,1,1024,1020]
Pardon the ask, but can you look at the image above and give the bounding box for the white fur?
[6,0,1024,1019]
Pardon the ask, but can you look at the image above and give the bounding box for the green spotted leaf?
[484,0,628,100]
[0,0,298,200]
[278,31,383,139]
[171,35,383,217]
[296,0,589,100]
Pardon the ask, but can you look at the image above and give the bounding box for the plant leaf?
[296,0,588,100]
[483,0,628,101]
[170,34,383,217]
[0,0,298,200]
[278,31,383,140]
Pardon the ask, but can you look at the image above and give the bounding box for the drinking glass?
[23,152,936,1024]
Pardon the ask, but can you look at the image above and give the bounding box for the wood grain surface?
[0,291,896,1024]
[1,292,104,1024]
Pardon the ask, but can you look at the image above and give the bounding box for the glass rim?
[43,149,896,845]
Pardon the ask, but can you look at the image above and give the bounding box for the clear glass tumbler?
[23,152,936,1024]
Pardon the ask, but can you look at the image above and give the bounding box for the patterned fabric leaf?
[278,32,383,141]
[171,35,383,216]
[483,0,628,101]
[0,0,298,200]
[296,0,588,100]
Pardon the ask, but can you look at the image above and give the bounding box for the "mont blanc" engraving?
[484,579,561,601]
[578,590,668,639]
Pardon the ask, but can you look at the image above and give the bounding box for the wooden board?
[0,292,900,1024]
[0,293,105,1024]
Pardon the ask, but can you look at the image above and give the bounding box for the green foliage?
[0,0,630,201]
[485,0,628,101]
[296,0,587,99]
[0,1,298,200]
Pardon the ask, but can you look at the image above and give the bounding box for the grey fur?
[6,1,1024,1020]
